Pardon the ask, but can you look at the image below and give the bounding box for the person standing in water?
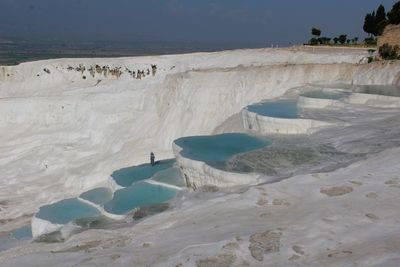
[150,152,155,166]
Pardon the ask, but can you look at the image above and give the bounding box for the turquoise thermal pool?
[151,167,186,187]
[104,182,179,215]
[301,90,346,100]
[79,187,113,206]
[34,159,184,235]
[112,159,175,187]
[246,99,299,118]
[174,133,271,166]
[35,198,101,224]
[353,85,400,97]
[11,225,32,240]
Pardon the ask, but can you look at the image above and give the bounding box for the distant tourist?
[150,152,155,166]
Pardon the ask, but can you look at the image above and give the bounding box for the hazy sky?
[0,0,397,46]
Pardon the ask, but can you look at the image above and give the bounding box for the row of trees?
[308,28,358,46]
[362,1,400,60]
[363,2,400,37]
[308,1,400,47]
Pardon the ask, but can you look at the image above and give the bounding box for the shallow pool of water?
[112,159,175,187]
[11,225,32,240]
[353,85,400,97]
[151,167,185,187]
[175,133,271,165]
[0,226,32,252]
[104,182,178,215]
[302,90,345,100]
[246,99,299,118]
[36,198,101,224]
[79,187,113,206]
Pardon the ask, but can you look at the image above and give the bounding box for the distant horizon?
[0,0,397,48]
[0,37,276,66]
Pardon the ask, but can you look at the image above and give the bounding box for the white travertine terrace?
[297,95,346,109]
[1,48,379,226]
[346,92,400,108]
[2,47,400,267]
[172,142,266,189]
[241,108,331,135]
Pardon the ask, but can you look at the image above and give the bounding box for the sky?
[0,0,397,47]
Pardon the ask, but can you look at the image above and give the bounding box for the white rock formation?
[346,93,400,108]
[241,108,331,135]
[0,48,379,229]
[1,47,400,266]
[297,95,346,109]
[172,142,267,189]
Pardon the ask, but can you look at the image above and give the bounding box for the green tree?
[318,37,331,45]
[338,34,347,44]
[375,4,388,35]
[388,1,400,24]
[311,27,321,37]
[377,20,390,35]
[363,13,376,36]
[333,37,339,44]
[376,4,387,24]
[364,37,377,46]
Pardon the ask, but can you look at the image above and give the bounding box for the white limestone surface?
[1,48,382,230]
[30,216,63,239]
[172,142,266,188]
[297,95,346,109]
[3,143,400,267]
[346,92,400,108]
[241,108,332,135]
[31,197,126,238]
[1,48,400,267]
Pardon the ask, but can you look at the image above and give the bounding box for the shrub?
[367,56,374,63]
[309,38,318,45]
[378,43,400,60]
[318,37,331,45]
[364,37,377,46]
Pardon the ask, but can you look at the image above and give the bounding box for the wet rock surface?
[227,144,361,177]
[248,230,282,261]
[196,253,237,267]
[320,186,353,197]
[132,203,170,220]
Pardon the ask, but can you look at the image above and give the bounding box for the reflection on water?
[227,144,363,177]
[352,85,400,97]
[247,99,299,118]
[175,133,271,170]
[112,159,175,187]
[301,90,346,100]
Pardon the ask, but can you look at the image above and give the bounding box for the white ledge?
[241,108,331,135]
[346,93,400,108]
[172,142,266,189]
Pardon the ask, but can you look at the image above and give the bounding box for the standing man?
[150,152,155,166]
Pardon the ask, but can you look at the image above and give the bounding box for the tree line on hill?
[364,1,400,60]
[307,1,400,60]
[364,2,400,37]
[308,28,358,46]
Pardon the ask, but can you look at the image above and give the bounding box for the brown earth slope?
[378,24,400,47]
